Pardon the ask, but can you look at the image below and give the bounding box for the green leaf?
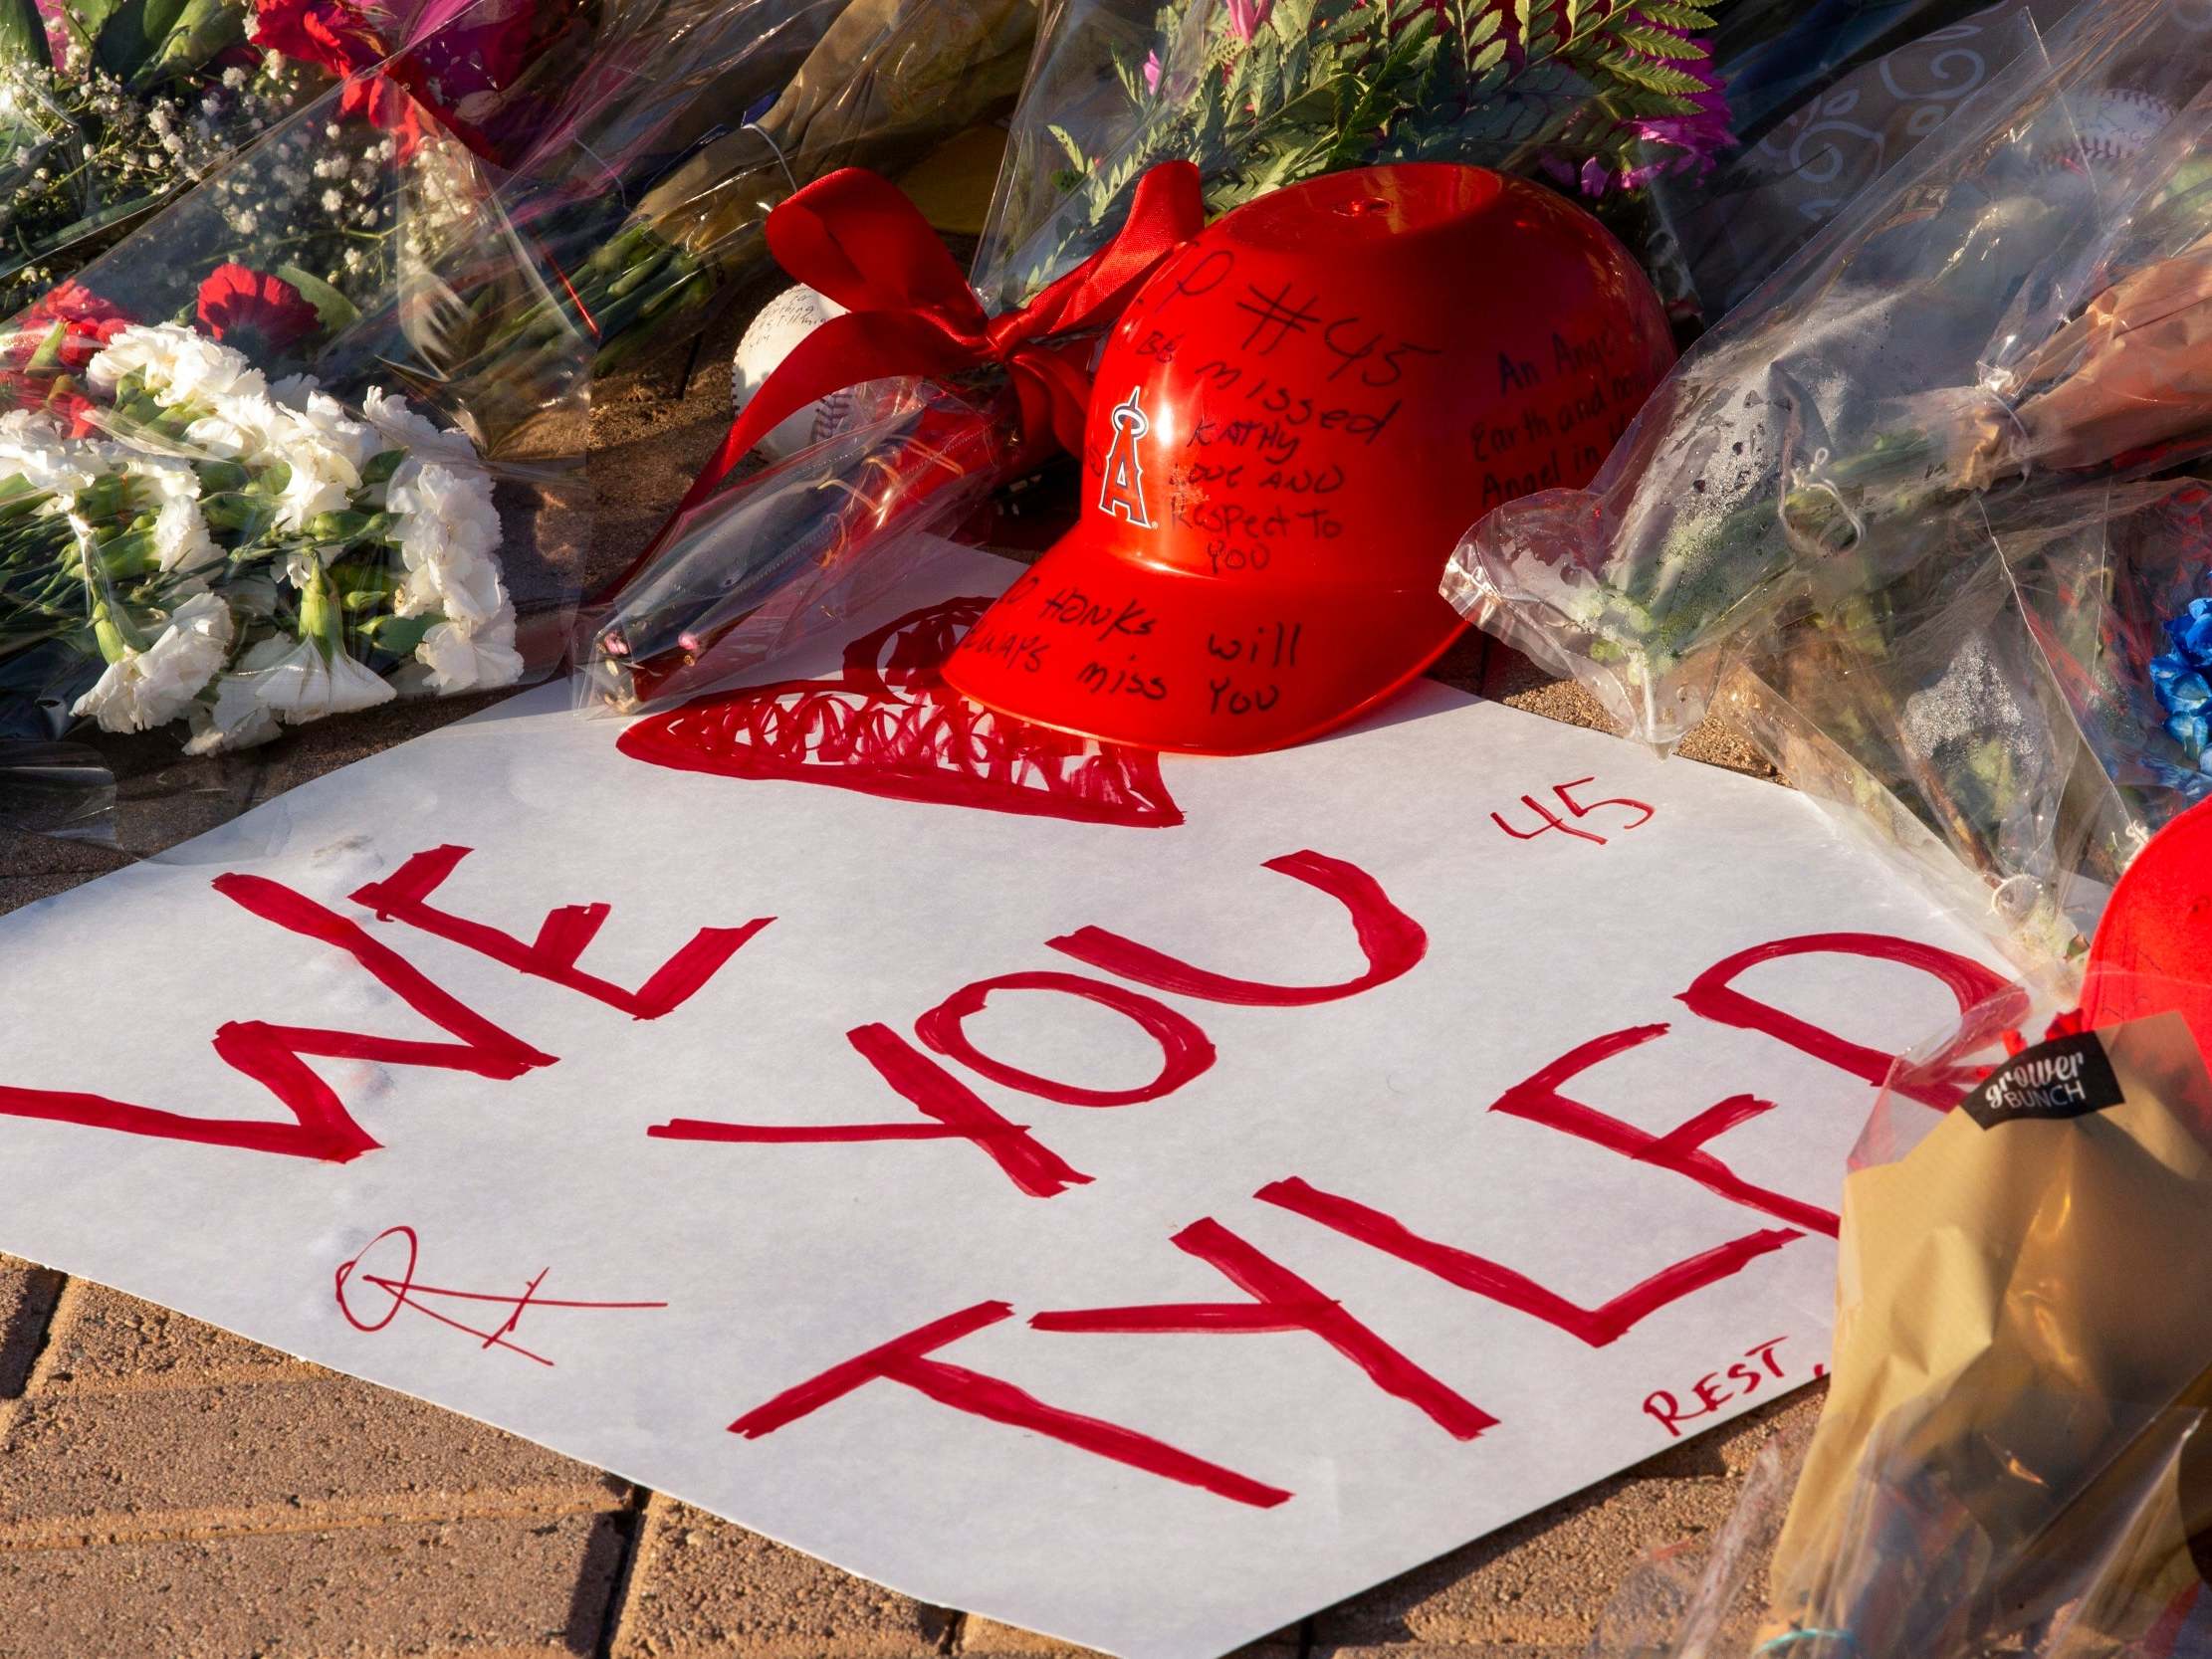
[1462,6,1502,45]
[276,265,360,335]
[1045,122,1089,172]
[0,0,49,72]
[1604,55,1711,98]
[1468,36,1507,74]
[1630,2,1718,28]
[1610,20,1708,60]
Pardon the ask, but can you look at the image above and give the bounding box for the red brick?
[34,1278,305,1393]
[607,1497,950,1658]
[958,1614,1299,1656]
[0,1509,625,1658]
[0,1255,62,1401]
[0,1373,626,1545]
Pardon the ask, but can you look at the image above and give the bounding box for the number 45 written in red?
[1490,777,1656,847]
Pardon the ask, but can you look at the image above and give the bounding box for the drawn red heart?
[2081,796,2212,1055]
[617,597,1185,829]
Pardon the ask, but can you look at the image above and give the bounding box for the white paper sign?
[0,546,2009,1658]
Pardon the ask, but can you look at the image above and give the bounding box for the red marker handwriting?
[0,851,768,1163]
[1643,1336,1814,1438]
[655,849,1422,1194]
[1490,777,1655,848]
[730,1300,1290,1508]
[333,1226,666,1367]
[1031,1217,1495,1439]
[1679,933,2016,1110]
[0,874,553,1163]
[1047,849,1427,1006]
[1255,1175,1801,1346]
[650,1023,1096,1198]
[351,845,772,1020]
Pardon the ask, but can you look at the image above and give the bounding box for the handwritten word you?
[0,846,2011,1511]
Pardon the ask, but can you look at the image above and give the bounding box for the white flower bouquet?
[0,316,518,755]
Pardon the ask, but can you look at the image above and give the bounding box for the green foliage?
[1054,0,1729,230]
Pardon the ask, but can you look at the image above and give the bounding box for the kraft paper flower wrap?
[1751,1001,2212,1658]
[1445,0,2212,968]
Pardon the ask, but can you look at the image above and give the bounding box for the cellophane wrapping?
[1592,975,2212,1659]
[972,0,1738,311]
[0,0,1051,838]
[1446,0,2212,969]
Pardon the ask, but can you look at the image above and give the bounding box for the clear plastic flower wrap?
[0,0,553,317]
[1445,0,2212,968]
[578,157,1209,719]
[0,0,1060,824]
[973,0,1737,310]
[1591,963,2212,1659]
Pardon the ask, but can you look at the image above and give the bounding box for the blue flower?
[2153,651,2192,693]
[2165,597,2212,664]
[2170,670,2212,715]
[2168,709,2211,757]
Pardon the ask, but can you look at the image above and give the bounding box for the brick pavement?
[0,298,1826,1656]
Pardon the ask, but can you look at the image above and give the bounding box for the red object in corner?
[2081,797,2212,1056]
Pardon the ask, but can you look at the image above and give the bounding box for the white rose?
[71,590,233,732]
[416,607,524,693]
[236,632,395,726]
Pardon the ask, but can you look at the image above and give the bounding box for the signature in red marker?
[332,1225,666,1367]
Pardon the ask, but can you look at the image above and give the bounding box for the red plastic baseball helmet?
[942,162,1674,753]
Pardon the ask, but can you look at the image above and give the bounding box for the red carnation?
[196,264,323,359]
[253,0,423,156]
[8,281,132,372]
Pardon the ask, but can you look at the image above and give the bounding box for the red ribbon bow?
[671,160,1207,522]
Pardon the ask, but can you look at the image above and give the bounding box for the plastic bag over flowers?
[0,0,1040,833]
[0,0,599,794]
[1445,0,2212,971]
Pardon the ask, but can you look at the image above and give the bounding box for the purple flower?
[1223,0,1270,45]
[1143,49,1162,93]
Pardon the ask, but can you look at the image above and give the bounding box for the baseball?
[731,284,855,461]
[2049,87,2176,178]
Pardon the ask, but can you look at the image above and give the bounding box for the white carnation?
[0,409,103,501]
[71,590,233,732]
[232,631,395,726]
[266,421,360,532]
[182,669,280,755]
[416,607,524,693]
[388,461,506,629]
[89,322,266,406]
[124,458,219,574]
[183,391,284,462]
[362,388,479,469]
[284,388,378,475]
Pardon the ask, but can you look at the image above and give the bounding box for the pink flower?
[1223,0,1269,45]
[1143,50,1162,93]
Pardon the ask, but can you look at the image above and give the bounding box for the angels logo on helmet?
[1097,388,1155,527]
